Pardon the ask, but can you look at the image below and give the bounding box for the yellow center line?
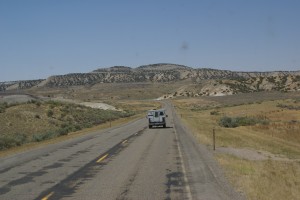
[41,191,54,200]
[96,154,108,163]
[122,139,128,144]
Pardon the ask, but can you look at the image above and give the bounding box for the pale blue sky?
[1,0,299,81]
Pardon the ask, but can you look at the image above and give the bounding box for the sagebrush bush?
[0,102,8,113]
[47,109,54,117]
[219,116,238,128]
[32,131,58,142]
[0,133,28,150]
[210,110,220,115]
[219,116,268,128]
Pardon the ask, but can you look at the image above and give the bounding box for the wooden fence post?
[213,128,216,151]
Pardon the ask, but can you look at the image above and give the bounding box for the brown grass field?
[172,91,300,200]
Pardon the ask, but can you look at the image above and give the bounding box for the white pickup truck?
[147,109,168,128]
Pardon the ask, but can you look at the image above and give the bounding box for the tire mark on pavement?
[35,127,147,200]
[116,130,159,200]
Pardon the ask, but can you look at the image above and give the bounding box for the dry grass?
[172,92,300,200]
[173,98,300,158]
[0,103,57,136]
[216,154,300,200]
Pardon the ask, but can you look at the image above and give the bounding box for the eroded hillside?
[162,75,300,99]
[1,63,299,98]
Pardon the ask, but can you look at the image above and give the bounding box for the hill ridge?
[1,63,299,95]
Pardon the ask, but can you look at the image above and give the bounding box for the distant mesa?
[1,63,300,96]
[92,66,132,73]
[136,63,192,70]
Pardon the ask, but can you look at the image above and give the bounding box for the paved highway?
[0,102,243,200]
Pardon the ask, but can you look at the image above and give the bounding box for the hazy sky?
[1,0,299,81]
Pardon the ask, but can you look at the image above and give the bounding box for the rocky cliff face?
[0,80,44,92]
[164,75,300,99]
[1,63,299,95]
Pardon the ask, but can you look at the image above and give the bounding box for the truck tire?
[149,125,152,129]
[163,124,166,128]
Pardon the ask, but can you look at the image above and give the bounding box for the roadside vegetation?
[172,92,300,200]
[0,100,136,150]
[219,116,269,128]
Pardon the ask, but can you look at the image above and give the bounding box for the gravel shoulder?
[167,101,245,200]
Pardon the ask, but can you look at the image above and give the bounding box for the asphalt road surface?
[0,101,243,200]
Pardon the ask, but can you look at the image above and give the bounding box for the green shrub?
[0,137,17,150]
[236,117,257,126]
[0,133,28,150]
[0,102,8,113]
[74,124,82,131]
[219,116,238,128]
[210,110,220,115]
[35,114,41,119]
[35,101,41,107]
[58,127,70,136]
[0,107,5,113]
[219,116,268,128]
[47,110,54,117]
[32,131,57,142]
[58,124,79,136]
